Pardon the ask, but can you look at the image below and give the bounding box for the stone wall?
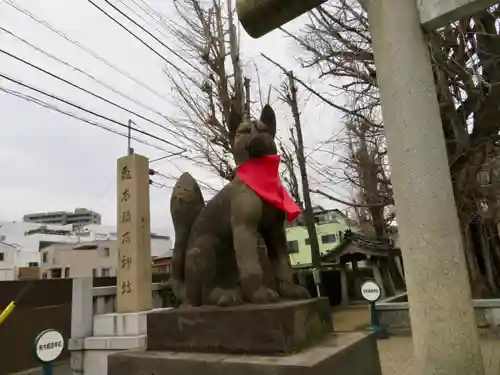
[376,293,500,337]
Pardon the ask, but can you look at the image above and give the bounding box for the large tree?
[292,1,500,296]
[164,0,250,181]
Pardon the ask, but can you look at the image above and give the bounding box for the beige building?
[40,240,117,279]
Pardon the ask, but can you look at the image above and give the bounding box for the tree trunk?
[479,223,497,295]
[287,70,322,270]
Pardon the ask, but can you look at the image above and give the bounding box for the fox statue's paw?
[277,281,311,300]
[208,287,243,307]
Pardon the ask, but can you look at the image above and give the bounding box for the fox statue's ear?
[260,104,276,138]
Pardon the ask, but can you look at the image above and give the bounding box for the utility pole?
[286,70,322,294]
[127,119,134,156]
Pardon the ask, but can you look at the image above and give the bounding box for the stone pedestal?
[70,310,164,375]
[108,332,382,375]
[108,299,382,375]
[148,298,332,354]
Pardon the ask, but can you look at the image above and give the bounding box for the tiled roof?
[321,230,400,261]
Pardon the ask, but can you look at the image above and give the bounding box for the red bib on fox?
[236,155,301,222]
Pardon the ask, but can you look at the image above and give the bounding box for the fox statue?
[170,105,310,307]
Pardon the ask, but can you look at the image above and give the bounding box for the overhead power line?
[116,0,170,42]
[129,0,169,27]
[4,0,170,101]
[0,72,180,149]
[0,47,186,149]
[0,27,174,125]
[94,0,201,74]
[86,0,203,85]
[150,152,185,163]
[0,86,170,153]
[150,181,173,189]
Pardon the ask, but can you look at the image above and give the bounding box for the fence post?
[69,278,93,375]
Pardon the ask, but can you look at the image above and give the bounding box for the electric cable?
[0,27,176,126]
[0,72,179,149]
[0,86,172,153]
[86,0,202,87]
[0,47,186,148]
[150,151,185,163]
[133,0,168,26]
[4,0,170,101]
[115,0,170,42]
[91,0,203,76]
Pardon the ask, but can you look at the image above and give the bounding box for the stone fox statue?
[170,105,310,307]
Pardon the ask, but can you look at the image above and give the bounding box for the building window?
[287,240,299,254]
[0,252,4,261]
[92,268,97,278]
[28,262,39,267]
[51,268,62,279]
[42,252,48,263]
[305,238,310,246]
[101,268,110,277]
[101,247,110,257]
[64,267,70,278]
[42,272,47,279]
[321,234,337,244]
[0,234,5,241]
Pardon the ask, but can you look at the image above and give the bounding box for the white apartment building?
[0,221,172,279]
[0,241,17,281]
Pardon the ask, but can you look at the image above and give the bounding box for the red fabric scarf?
[236,155,301,223]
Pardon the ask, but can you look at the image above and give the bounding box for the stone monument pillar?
[116,153,152,313]
[366,0,483,374]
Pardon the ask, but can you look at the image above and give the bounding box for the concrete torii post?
[237,0,497,374]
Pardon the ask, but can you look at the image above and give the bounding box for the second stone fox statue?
[170,105,310,307]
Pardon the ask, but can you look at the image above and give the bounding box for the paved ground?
[10,361,70,375]
[332,306,500,375]
[332,305,371,332]
[377,336,500,375]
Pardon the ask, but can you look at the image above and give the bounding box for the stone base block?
[93,308,173,336]
[94,312,147,337]
[79,335,147,375]
[108,332,382,375]
[147,298,332,355]
[84,335,147,350]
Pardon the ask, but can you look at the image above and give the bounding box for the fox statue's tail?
[170,172,205,301]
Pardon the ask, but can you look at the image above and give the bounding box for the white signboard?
[34,329,64,363]
[361,280,381,302]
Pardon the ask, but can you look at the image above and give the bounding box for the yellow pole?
[0,301,16,326]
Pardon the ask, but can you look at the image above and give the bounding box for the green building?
[286,206,353,268]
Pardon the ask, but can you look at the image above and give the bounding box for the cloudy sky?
[0,0,347,234]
